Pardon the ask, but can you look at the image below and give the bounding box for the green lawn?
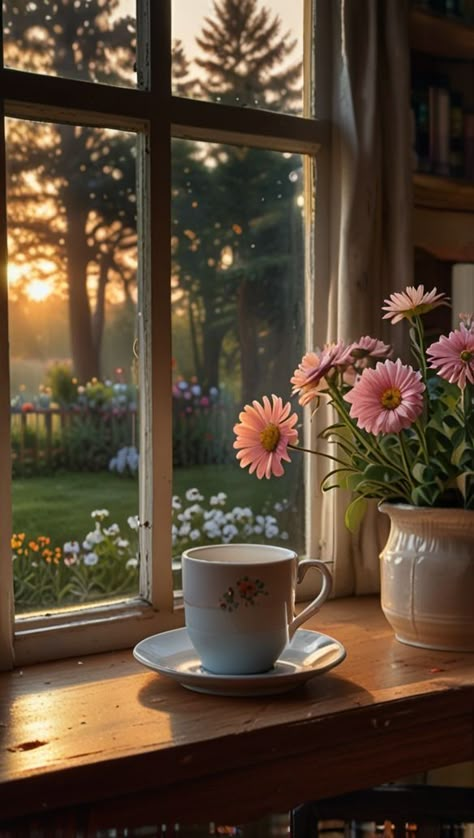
[12,465,294,545]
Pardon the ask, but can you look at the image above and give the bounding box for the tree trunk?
[64,201,98,383]
[202,324,225,391]
[59,125,101,383]
[238,278,260,404]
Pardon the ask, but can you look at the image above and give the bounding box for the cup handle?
[288,560,333,638]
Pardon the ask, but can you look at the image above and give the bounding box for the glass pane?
[171,138,306,586]
[172,0,304,115]
[3,0,136,87]
[7,117,140,615]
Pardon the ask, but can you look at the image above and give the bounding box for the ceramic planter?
[379,503,474,652]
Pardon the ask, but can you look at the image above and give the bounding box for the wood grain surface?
[0,596,472,830]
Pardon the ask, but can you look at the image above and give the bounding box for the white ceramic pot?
[379,503,474,652]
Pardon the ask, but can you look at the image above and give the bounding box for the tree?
[4,0,137,382]
[171,0,304,401]
[195,0,301,112]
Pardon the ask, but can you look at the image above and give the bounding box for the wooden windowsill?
[0,596,473,831]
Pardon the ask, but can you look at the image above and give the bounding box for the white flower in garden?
[253,526,263,535]
[185,488,204,502]
[243,524,254,537]
[84,529,104,545]
[84,552,99,566]
[64,555,78,567]
[172,496,182,510]
[231,506,253,522]
[126,556,139,569]
[91,509,109,520]
[222,524,238,542]
[104,524,120,537]
[190,529,201,541]
[179,523,191,536]
[210,492,227,506]
[183,504,203,519]
[117,538,129,548]
[64,541,80,554]
[203,521,221,539]
[128,515,139,531]
[265,524,279,538]
[280,531,289,540]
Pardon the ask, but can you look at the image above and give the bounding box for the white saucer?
[133,628,346,697]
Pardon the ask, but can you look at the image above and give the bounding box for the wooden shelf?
[413,173,474,211]
[409,8,474,59]
[0,596,473,831]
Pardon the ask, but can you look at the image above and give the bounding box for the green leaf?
[363,464,404,484]
[344,496,368,532]
[412,463,434,483]
[321,468,354,492]
[411,483,441,507]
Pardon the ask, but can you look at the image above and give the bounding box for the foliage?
[45,362,77,406]
[4,0,137,382]
[13,510,139,612]
[171,0,304,401]
[12,491,294,610]
[171,487,291,566]
[234,289,474,530]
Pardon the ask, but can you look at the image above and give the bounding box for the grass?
[12,465,295,545]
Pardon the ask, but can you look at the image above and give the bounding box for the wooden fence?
[11,401,236,475]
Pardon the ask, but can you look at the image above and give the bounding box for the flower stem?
[398,431,416,492]
[288,443,351,468]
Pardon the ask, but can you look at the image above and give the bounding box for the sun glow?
[25,278,54,302]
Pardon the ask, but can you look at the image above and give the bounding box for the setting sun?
[25,278,54,302]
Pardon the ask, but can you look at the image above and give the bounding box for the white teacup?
[182,543,333,674]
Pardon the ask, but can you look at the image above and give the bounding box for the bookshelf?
[409,5,474,271]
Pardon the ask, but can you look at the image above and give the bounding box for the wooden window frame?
[0,0,326,669]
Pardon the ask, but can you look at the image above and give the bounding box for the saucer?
[133,628,346,697]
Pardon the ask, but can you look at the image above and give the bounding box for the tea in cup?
[182,543,332,674]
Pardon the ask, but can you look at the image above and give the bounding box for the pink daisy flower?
[426,324,474,389]
[458,313,474,332]
[233,395,299,479]
[291,342,353,407]
[382,285,448,324]
[344,358,425,435]
[350,336,392,361]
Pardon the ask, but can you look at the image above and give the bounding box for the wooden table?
[0,596,473,831]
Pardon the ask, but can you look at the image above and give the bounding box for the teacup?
[182,543,333,674]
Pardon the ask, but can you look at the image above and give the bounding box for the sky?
[119,1,303,63]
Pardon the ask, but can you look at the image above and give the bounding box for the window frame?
[0,0,326,670]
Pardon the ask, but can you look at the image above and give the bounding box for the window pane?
[7,117,140,615]
[3,0,136,87]
[172,0,303,115]
[171,138,306,584]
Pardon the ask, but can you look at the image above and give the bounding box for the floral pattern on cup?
[219,576,268,611]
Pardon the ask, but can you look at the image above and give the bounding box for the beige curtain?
[307,0,413,596]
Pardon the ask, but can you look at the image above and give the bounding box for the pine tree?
[195,0,301,112]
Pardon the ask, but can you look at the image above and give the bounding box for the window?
[0,0,325,669]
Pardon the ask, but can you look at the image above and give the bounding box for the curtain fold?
[310,0,413,595]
